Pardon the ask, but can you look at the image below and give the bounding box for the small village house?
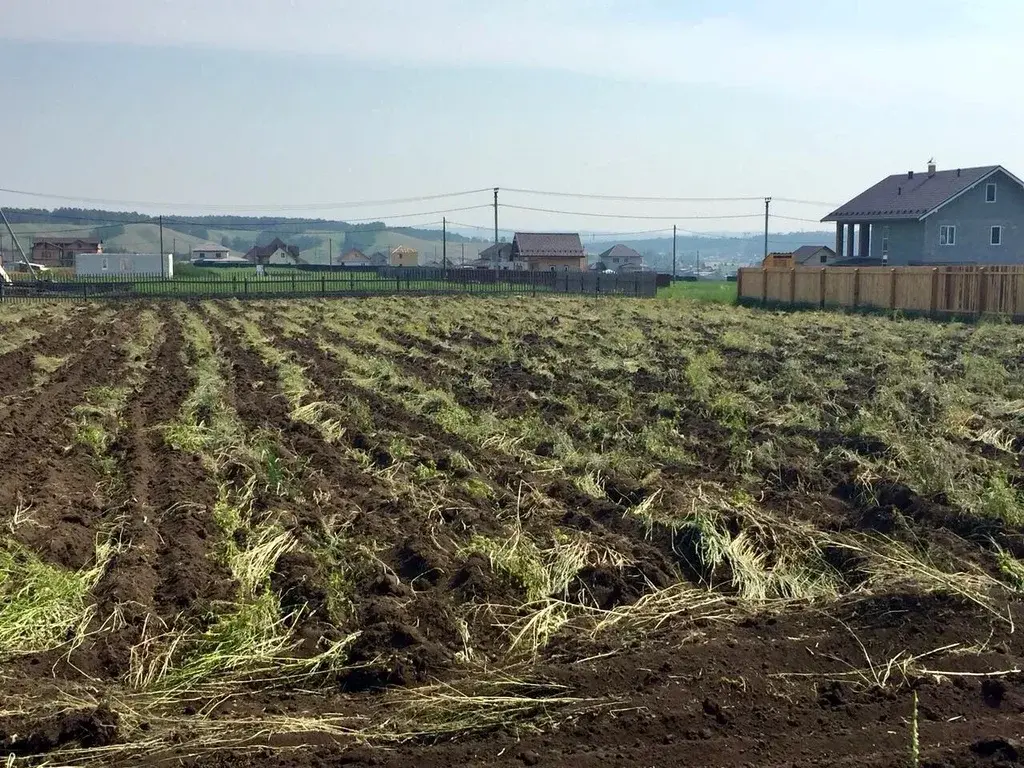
[511,233,586,271]
[30,237,102,268]
[244,238,301,265]
[339,248,372,266]
[594,244,646,273]
[389,246,419,267]
[823,162,1024,265]
[191,243,232,261]
[475,242,514,269]
[76,252,173,277]
[761,245,837,268]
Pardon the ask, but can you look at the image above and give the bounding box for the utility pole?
[493,187,499,247]
[173,237,176,260]
[672,225,677,279]
[763,197,771,262]
[159,215,165,278]
[442,217,447,270]
[0,205,35,279]
[696,249,701,277]
[461,242,465,266]
[329,238,333,266]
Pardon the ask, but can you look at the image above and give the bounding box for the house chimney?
[908,170,914,180]
[897,186,902,196]
[957,168,961,177]
[928,159,936,176]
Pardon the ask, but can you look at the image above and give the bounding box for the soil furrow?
[81,309,234,678]
[0,307,141,570]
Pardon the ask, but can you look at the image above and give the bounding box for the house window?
[991,226,1002,246]
[881,226,890,255]
[986,183,997,203]
[939,225,956,246]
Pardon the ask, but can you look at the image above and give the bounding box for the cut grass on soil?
[3,297,1024,766]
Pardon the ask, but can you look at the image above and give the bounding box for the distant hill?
[1,206,828,271]
[1,207,489,265]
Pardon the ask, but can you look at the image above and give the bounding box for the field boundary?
[737,265,1024,319]
[0,267,658,302]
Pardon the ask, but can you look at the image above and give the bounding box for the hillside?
[2,207,488,265]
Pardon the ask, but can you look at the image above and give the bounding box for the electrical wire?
[445,220,679,238]
[771,214,828,224]
[773,197,841,207]
[503,187,763,203]
[0,186,493,211]
[501,203,764,221]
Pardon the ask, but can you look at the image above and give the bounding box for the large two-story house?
[823,163,1024,265]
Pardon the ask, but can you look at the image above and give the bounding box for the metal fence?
[0,267,658,302]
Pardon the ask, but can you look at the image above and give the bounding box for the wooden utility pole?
[329,238,333,266]
[493,187,499,247]
[442,217,447,270]
[159,215,165,278]
[763,197,771,263]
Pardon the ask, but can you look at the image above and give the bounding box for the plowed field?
[1,297,1024,767]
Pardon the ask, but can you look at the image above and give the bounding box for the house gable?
[917,168,1024,264]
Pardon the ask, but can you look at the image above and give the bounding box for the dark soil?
[3,300,1024,767]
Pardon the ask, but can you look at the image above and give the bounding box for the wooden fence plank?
[736,265,1024,318]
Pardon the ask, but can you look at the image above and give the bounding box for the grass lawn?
[656,279,737,302]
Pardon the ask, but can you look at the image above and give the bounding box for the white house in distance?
[76,252,173,277]
[191,243,232,261]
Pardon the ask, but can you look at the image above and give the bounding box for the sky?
[1,0,1021,236]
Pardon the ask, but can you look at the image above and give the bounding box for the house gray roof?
[245,238,300,261]
[192,242,230,252]
[597,244,643,262]
[512,232,584,259]
[32,237,102,247]
[822,165,1010,223]
[792,245,835,263]
[479,242,513,260]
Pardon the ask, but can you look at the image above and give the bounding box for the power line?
[771,214,829,224]
[773,197,841,207]
[8,218,454,240]
[501,203,763,221]
[503,187,762,203]
[0,186,493,211]
[446,220,677,238]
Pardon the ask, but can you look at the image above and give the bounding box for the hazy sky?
[1,0,1020,235]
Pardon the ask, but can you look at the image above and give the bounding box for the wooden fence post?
[761,268,768,305]
[819,267,827,309]
[852,269,860,309]
[977,266,987,316]
[930,268,939,317]
[736,268,744,301]
[889,268,897,311]
[321,275,326,295]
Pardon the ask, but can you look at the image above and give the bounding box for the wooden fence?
[737,265,1024,318]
